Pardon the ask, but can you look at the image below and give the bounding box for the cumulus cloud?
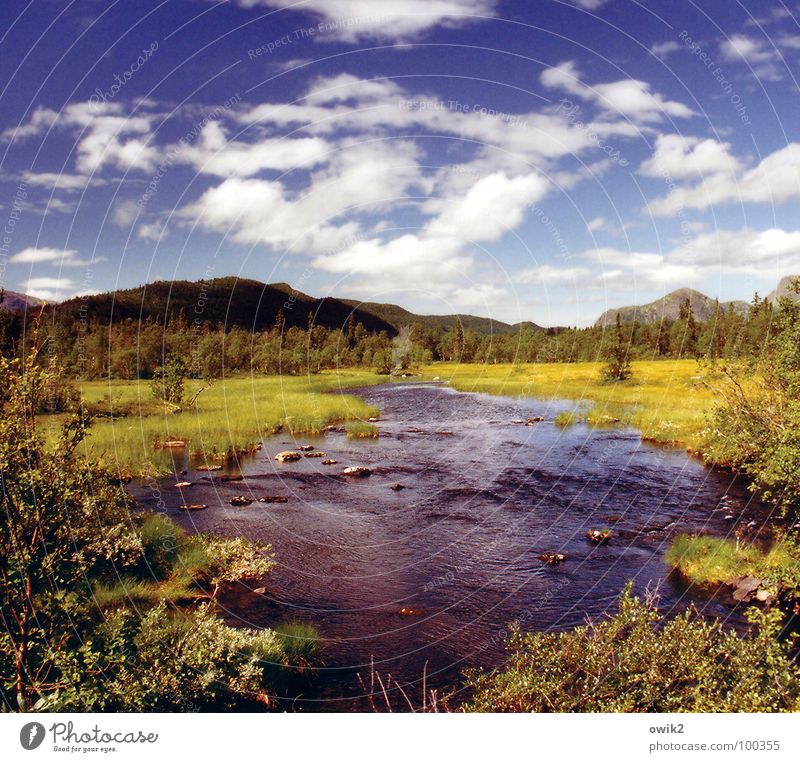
[8,101,159,173]
[719,33,784,81]
[639,134,742,179]
[177,121,330,177]
[21,172,104,191]
[648,142,800,215]
[650,40,682,58]
[22,276,79,301]
[10,247,101,267]
[230,0,498,42]
[532,226,800,295]
[310,170,550,300]
[541,60,694,122]
[517,264,591,285]
[425,172,549,241]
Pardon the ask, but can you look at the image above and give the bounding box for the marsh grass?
[421,360,714,452]
[346,421,380,439]
[45,371,382,474]
[554,410,581,428]
[666,535,800,588]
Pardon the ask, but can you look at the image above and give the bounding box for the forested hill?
[50,278,397,334]
[594,288,749,327]
[45,278,533,336]
[339,298,541,334]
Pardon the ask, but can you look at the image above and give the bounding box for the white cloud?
[21,171,104,191]
[23,276,78,301]
[567,0,608,8]
[541,60,694,122]
[639,134,742,179]
[177,121,330,177]
[557,226,800,295]
[649,142,800,215]
[112,200,141,228]
[517,264,591,285]
[9,101,159,173]
[425,172,549,242]
[232,0,498,42]
[719,33,784,80]
[10,247,101,268]
[721,34,774,64]
[181,140,423,252]
[671,228,800,274]
[137,217,168,241]
[650,40,682,58]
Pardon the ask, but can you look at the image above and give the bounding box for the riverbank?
[47,371,384,475]
[419,360,715,454]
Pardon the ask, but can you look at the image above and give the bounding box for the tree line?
[0,291,784,381]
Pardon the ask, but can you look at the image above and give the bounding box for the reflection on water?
[130,382,765,710]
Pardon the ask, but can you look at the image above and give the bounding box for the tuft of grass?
[272,620,321,663]
[666,534,800,588]
[346,421,379,439]
[554,410,580,428]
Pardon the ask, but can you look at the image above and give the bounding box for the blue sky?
[1,0,799,326]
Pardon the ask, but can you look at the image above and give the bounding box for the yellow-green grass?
[345,421,379,439]
[666,535,800,588]
[42,371,383,475]
[420,360,714,453]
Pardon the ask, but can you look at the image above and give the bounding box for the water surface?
[131,382,764,709]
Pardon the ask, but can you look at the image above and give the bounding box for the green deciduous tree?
[706,280,800,515]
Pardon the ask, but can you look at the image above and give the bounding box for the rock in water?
[179,504,207,511]
[298,444,314,451]
[586,529,612,545]
[175,481,192,488]
[274,451,302,463]
[539,552,566,565]
[229,495,253,506]
[322,459,338,465]
[390,483,405,491]
[343,466,371,478]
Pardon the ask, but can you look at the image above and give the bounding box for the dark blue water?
[131,382,767,710]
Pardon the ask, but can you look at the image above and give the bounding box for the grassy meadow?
[420,360,717,453]
[41,359,727,475]
[43,370,383,475]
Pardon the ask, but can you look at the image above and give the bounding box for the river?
[130,382,765,710]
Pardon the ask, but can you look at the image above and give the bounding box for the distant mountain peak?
[594,287,747,327]
[0,289,47,312]
[767,275,800,303]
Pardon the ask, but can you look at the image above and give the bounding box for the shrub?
[463,584,800,712]
[151,355,187,405]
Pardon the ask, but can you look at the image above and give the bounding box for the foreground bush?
[463,585,800,712]
[0,338,317,711]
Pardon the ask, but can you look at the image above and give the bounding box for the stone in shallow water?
[343,466,371,477]
[274,451,302,463]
